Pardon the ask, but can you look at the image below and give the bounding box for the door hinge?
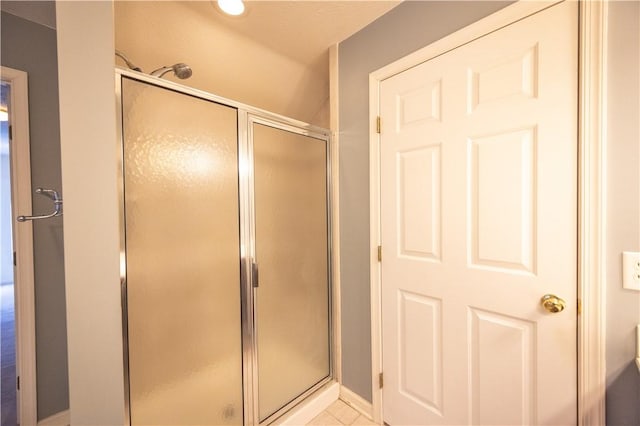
[376,116,381,134]
[577,298,582,315]
[16,375,20,391]
[13,251,17,266]
[377,245,382,262]
[8,125,13,140]
[378,372,383,389]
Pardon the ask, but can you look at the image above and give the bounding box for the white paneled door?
[379,2,578,425]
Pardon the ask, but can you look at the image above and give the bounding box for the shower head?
[115,50,142,72]
[150,63,193,79]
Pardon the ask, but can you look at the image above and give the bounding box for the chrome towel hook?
[17,188,63,222]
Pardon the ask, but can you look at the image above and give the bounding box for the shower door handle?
[252,262,259,288]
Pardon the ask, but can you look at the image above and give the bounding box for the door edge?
[1,65,38,426]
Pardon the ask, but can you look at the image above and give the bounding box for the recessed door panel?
[397,146,441,261]
[469,308,536,425]
[469,128,536,273]
[398,291,443,415]
[397,80,442,129]
[467,45,539,112]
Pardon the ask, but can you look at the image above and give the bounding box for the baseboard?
[38,385,341,426]
[277,381,340,425]
[339,386,374,419]
[38,410,70,426]
[34,386,363,426]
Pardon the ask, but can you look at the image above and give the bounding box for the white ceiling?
[3,0,401,127]
[183,0,401,67]
[115,1,401,126]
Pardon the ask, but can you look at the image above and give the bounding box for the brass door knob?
[541,294,566,313]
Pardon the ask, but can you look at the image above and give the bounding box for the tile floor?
[307,400,377,426]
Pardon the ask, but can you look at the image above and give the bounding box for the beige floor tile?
[326,400,360,425]
[307,411,343,426]
[351,414,377,425]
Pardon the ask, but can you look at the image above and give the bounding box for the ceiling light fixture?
[217,0,245,16]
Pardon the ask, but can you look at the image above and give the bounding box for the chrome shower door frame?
[115,68,333,426]
[245,114,333,426]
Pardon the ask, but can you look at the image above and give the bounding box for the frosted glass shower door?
[252,122,331,422]
[121,77,243,425]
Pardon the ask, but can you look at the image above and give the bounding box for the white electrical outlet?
[622,251,640,291]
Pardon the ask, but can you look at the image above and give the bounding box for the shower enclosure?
[116,70,332,425]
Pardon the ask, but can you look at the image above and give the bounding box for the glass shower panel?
[253,123,330,422]
[122,78,243,425]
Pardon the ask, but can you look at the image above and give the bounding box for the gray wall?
[1,6,69,420]
[605,2,640,425]
[337,1,511,401]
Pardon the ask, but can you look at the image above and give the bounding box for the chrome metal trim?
[326,123,336,385]
[16,187,63,222]
[116,69,334,426]
[115,67,330,137]
[246,113,260,425]
[115,50,142,72]
[247,115,333,425]
[248,114,330,140]
[149,66,172,78]
[238,109,256,426]
[115,74,132,425]
[262,376,334,425]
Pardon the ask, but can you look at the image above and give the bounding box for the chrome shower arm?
[150,63,192,79]
[150,66,172,77]
[115,50,142,72]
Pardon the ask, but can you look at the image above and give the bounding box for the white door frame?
[1,65,38,425]
[367,1,607,424]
